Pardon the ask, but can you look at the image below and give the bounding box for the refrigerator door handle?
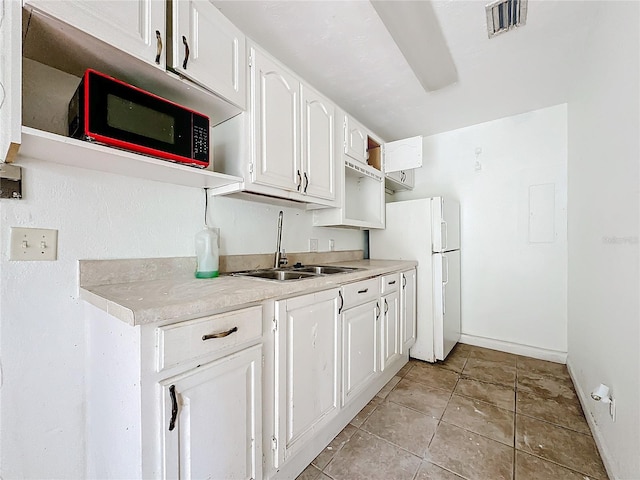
[441,220,448,251]
[442,284,446,315]
[442,255,449,285]
[442,255,449,315]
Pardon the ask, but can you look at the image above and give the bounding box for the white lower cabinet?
[162,345,261,480]
[273,289,341,467]
[381,289,400,371]
[86,305,262,480]
[380,274,401,371]
[400,269,417,353]
[342,299,379,406]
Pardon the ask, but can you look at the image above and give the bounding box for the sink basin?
[293,265,360,275]
[234,269,318,281]
[232,265,361,281]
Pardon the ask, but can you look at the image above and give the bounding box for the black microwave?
[68,69,209,168]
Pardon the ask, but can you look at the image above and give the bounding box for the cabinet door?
[26,0,165,68]
[274,289,340,464]
[0,0,22,162]
[172,0,246,108]
[162,345,261,480]
[381,291,400,371]
[252,47,300,192]
[301,85,335,201]
[385,168,415,191]
[384,135,423,173]
[342,299,379,406]
[400,269,417,353]
[343,115,368,164]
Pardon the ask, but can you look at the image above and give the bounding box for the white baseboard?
[459,334,568,363]
[566,359,617,480]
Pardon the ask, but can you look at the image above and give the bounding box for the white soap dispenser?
[195,226,219,278]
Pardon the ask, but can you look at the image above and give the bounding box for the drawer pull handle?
[402,274,407,289]
[168,385,178,431]
[357,288,369,294]
[202,326,238,341]
[338,291,344,314]
[384,298,389,314]
[388,280,396,285]
[375,301,381,320]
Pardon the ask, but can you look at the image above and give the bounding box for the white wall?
[0,159,363,478]
[566,1,640,479]
[395,105,568,358]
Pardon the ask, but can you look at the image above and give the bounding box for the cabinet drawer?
[158,306,262,371]
[341,277,380,310]
[381,273,400,294]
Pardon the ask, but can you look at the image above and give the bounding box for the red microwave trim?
[81,69,209,168]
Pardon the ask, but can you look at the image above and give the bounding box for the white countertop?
[80,259,417,326]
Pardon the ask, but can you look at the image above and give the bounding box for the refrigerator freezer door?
[433,250,461,360]
[432,197,460,252]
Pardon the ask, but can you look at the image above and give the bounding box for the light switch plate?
[309,238,318,252]
[10,227,58,261]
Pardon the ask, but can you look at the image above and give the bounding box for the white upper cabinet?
[344,115,368,165]
[25,0,166,69]
[170,0,246,108]
[0,0,21,162]
[300,85,335,201]
[246,45,336,204]
[386,168,415,191]
[383,135,423,173]
[252,46,300,192]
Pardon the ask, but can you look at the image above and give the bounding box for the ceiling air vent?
[485,0,528,38]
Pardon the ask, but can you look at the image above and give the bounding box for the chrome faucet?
[274,210,287,268]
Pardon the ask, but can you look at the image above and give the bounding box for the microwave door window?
[107,95,175,145]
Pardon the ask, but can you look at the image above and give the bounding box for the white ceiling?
[214,0,602,141]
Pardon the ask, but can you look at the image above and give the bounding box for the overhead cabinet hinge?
[271,436,278,450]
[249,163,254,174]
[272,318,278,331]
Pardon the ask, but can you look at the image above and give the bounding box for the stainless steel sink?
[293,265,360,275]
[233,269,318,281]
[232,265,360,281]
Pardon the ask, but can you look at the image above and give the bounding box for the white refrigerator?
[369,197,461,362]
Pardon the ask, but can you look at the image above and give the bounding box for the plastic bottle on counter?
[195,226,219,278]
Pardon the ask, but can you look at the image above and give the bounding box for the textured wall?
[566,1,640,478]
[395,104,568,357]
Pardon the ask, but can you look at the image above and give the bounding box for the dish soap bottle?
[195,226,219,278]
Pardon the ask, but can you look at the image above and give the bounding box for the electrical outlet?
[9,227,58,261]
[309,238,318,252]
[329,239,335,251]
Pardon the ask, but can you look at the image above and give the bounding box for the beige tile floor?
[297,344,609,480]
